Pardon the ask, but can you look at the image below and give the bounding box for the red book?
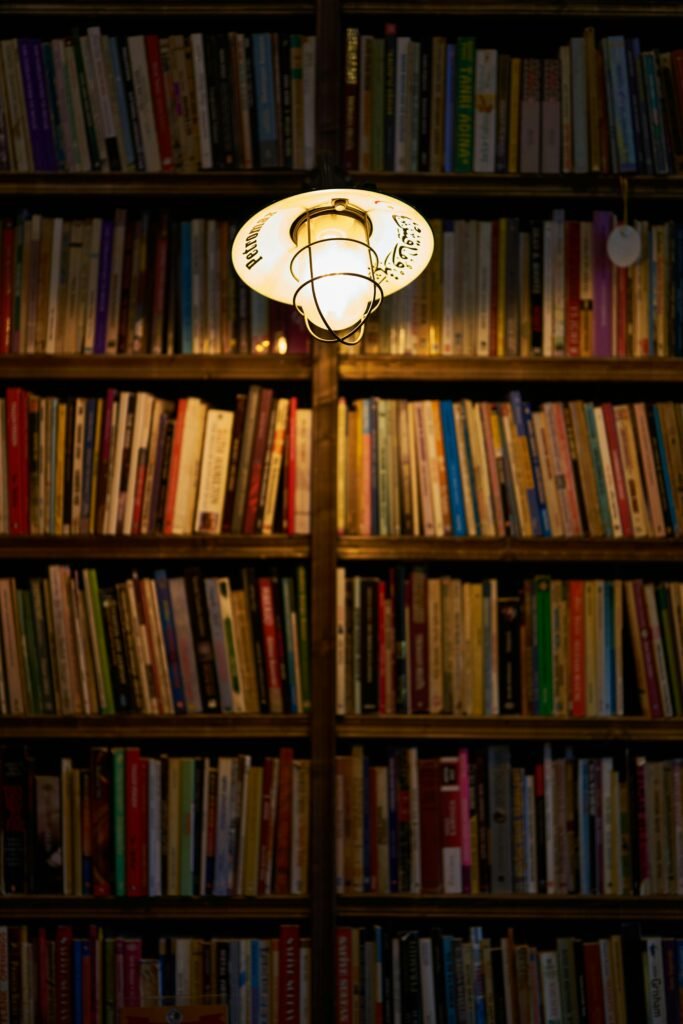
[409,568,428,712]
[144,36,174,172]
[377,581,386,714]
[439,756,462,894]
[278,924,300,1024]
[90,748,112,896]
[258,756,277,895]
[632,580,663,718]
[125,748,143,896]
[601,403,633,537]
[6,388,28,534]
[582,942,606,1024]
[0,221,14,354]
[257,577,284,713]
[568,580,586,717]
[55,925,73,1024]
[162,398,187,534]
[123,939,142,1007]
[274,747,293,894]
[419,758,441,893]
[284,396,298,534]
[243,388,274,534]
[565,220,581,356]
[489,221,499,356]
[336,927,353,1024]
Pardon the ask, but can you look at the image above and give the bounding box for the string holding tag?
[607,176,642,268]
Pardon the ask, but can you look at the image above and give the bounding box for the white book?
[411,402,435,537]
[0,40,32,172]
[122,391,154,535]
[190,33,212,170]
[418,938,437,1024]
[441,224,455,354]
[452,221,466,354]
[45,217,64,354]
[170,397,208,535]
[127,35,161,172]
[473,49,498,173]
[194,409,234,535]
[475,221,492,356]
[212,757,233,896]
[81,218,103,355]
[168,576,204,712]
[105,209,127,353]
[294,407,312,535]
[539,951,562,1024]
[406,399,421,536]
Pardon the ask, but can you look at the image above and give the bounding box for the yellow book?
[507,58,522,173]
[470,581,484,716]
[428,219,443,354]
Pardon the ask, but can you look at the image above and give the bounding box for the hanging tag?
[607,223,641,268]
[607,176,641,268]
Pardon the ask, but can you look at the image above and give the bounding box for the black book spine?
[431,929,446,1024]
[280,35,292,168]
[384,29,396,169]
[418,44,431,173]
[216,37,235,168]
[498,597,521,714]
[62,398,75,534]
[114,583,143,712]
[183,568,220,712]
[101,590,133,712]
[399,930,422,1024]
[241,568,269,712]
[119,38,146,171]
[0,748,28,894]
[153,417,176,534]
[203,34,222,169]
[362,578,377,713]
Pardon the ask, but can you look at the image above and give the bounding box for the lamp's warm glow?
[231,188,434,345]
[290,211,378,341]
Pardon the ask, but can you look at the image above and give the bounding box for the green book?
[111,748,126,896]
[296,565,310,713]
[179,757,196,897]
[17,588,41,713]
[84,569,115,714]
[455,37,476,172]
[535,576,553,716]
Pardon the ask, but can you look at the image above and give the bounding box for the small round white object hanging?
[606,223,641,268]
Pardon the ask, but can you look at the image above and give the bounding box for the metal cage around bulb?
[289,205,384,345]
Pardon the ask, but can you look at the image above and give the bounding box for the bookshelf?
[3,0,683,1019]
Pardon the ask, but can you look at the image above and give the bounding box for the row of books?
[336,745,682,897]
[2,385,312,538]
[337,394,683,539]
[1,746,308,898]
[341,213,683,359]
[0,212,310,356]
[336,571,683,719]
[0,565,310,716]
[0,31,316,173]
[336,924,668,1024]
[0,924,308,1024]
[346,27,683,175]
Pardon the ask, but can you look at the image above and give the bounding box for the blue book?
[258,940,270,1023]
[72,939,84,1024]
[583,403,613,536]
[109,36,136,169]
[251,939,260,1024]
[18,39,44,170]
[387,755,399,892]
[624,38,645,172]
[458,401,480,536]
[440,399,466,536]
[469,926,487,1024]
[508,391,542,537]
[94,219,113,354]
[80,398,97,530]
[153,569,187,712]
[180,221,193,353]
[607,37,637,173]
[280,576,299,713]
[443,44,457,172]
[631,38,654,174]
[442,934,458,1024]
[577,758,591,894]
[251,33,278,168]
[522,399,550,536]
[641,51,671,175]
[651,405,678,534]
[32,39,58,171]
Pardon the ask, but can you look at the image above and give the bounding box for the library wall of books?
[2,0,683,1022]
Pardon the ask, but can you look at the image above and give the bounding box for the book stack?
[345,26,683,175]
[336,570,683,718]
[337,392,683,539]
[0,564,309,715]
[2,385,312,538]
[0,30,316,172]
[344,212,683,358]
[0,923,308,1022]
[0,212,310,356]
[336,924,661,1024]
[335,744,682,897]
[2,745,309,897]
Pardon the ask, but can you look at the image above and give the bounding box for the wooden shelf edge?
[0,897,310,921]
[344,1,683,16]
[338,896,683,921]
[339,356,683,383]
[0,171,306,197]
[337,537,683,562]
[0,714,310,740]
[0,536,310,560]
[0,355,311,382]
[338,715,683,741]
[349,172,683,197]
[3,2,314,13]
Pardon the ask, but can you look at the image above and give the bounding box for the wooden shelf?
[338,715,683,742]
[0,172,306,198]
[349,171,683,199]
[338,896,683,921]
[0,897,310,922]
[0,536,309,560]
[338,537,683,563]
[344,0,683,15]
[0,354,310,382]
[340,356,683,384]
[0,715,309,740]
[1,1,313,12]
